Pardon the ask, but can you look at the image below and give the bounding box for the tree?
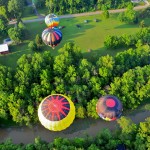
[117,116,137,134]
[35,34,43,48]
[134,117,150,150]
[8,27,22,43]
[75,104,86,118]
[109,65,150,109]
[87,98,99,119]
[119,3,137,24]
[0,17,8,35]
[0,6,8,19]
[45,0,55,13]
[102,9,109,19]
[8,0,24,21]
[96,55,115,85]
[33,0,45,8]
[104,35,121,49]
[28,41,38,51]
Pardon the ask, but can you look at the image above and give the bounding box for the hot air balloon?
[96,95,123,121]
[42,27,62,48]
[38,94,75,131]
[45,14,59,28]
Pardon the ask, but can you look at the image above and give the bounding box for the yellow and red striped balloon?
[38,94,75,131]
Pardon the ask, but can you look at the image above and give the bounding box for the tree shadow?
[114,23,139,29]
[61,118,97,134]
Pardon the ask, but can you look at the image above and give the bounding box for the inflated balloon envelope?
[45,14,59,28]
[38,94,75,131]
[42,27,62,48]
[96,95,123,121]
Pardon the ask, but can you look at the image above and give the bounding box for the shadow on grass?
[115,23,139,29]
[83,46,128,63]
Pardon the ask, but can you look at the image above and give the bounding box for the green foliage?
[104,35,121,49]
[33,0,45,8]
[118,3,138,24]
[8,27,22,43]
[8,0,24,19]
[139,20,145,28]
[35,34,43,48]
[102,10,109,19]
[104,27,150,49]
[0,6,7,19]
[45,0,131,15]
[0,42,150,125]
[138,7,150,19]
[117,116,137,134]
[28,41,38,51]
[75,104,86,119]
[109,65,150,109]
[0,17,8,35]
[1,117,150,149]
[87,98,99,119]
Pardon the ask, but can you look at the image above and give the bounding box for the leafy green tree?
[119,3,137,24]
[28,41,38,51]
[45,0,55,13]
[88,144,99,150]
[102,9,109,19]
[0,17,8,35]
[33,0,45,8]
[117,116,137,134]
[88,76,102,97]
[87,98,99,119]
[0,91,9,119]
[8,0,24,21]
[35,34,43,48]
[0,6,8,19]
[109,65,150,109]
[134,117,150,150]
[104,35,121,49]
[96,55,115,85]
[8,27,22,43]
[75,104,86,118]
[65,65,77,84]
[78,59,92,83]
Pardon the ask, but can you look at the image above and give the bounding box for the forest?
[0,0,137,22]
[0,41,149,125]
[0,0,150,148]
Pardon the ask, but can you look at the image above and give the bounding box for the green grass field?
[0,14,150,68]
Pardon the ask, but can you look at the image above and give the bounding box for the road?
[9,3,149,25]
[22,4,149,23]
[0,110,150,144]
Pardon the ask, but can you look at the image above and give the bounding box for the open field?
[0,14,150,68]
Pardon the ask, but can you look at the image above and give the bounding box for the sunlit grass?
[0,13,150,68]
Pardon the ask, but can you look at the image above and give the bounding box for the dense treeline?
[44,0,132,14]
[0,0,132,22]
[0,42,149,125]
[0,117,150,150]
[109,65,150,109]
[104,27,150,49]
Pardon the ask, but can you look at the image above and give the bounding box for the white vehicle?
[3,38,13,45]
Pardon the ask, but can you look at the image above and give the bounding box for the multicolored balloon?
[42,27,62,48]
[96,95,123,121]
[38,94,75,131]
[45,14,59,28]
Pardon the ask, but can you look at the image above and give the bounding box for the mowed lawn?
[0,14,149,68]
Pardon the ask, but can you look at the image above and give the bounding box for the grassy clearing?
[0,14,150,68]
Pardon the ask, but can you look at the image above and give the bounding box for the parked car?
[3,38,13,45]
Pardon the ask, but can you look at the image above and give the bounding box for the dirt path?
[0,110,150,144]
